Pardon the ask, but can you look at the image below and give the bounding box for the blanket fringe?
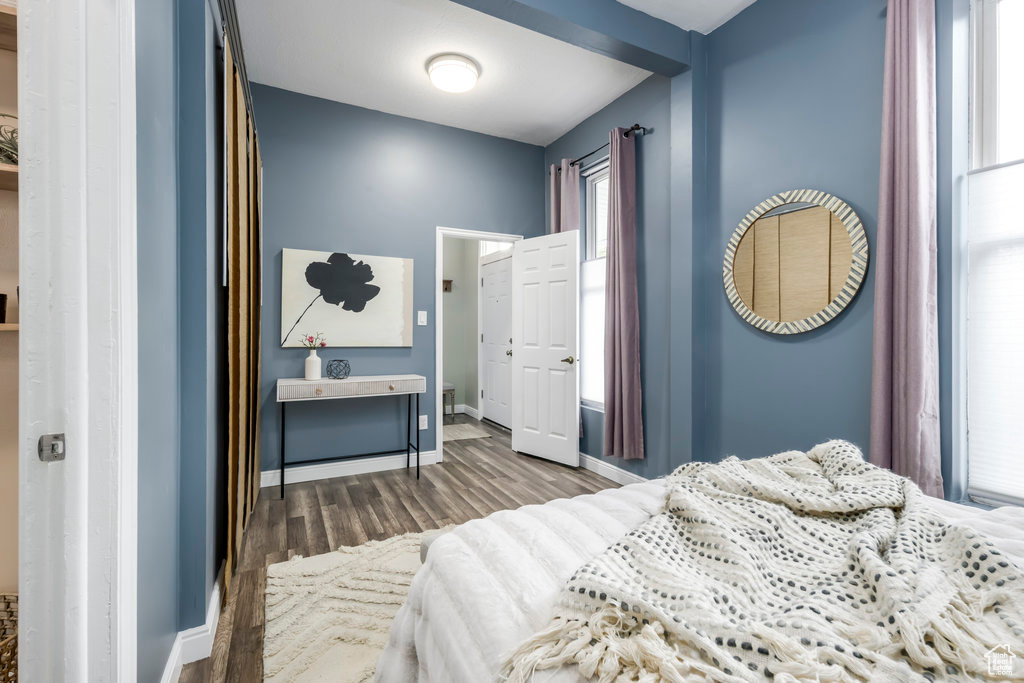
[501,607,711,683]
[502,592,1024,683]
[501,606,873,683]
[894,587,1024,678]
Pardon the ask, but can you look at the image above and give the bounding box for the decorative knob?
[315,387,323,396]
[389,384,395,391]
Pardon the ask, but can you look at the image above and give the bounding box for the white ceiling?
[236,0,652,146]
[616,0,758,34]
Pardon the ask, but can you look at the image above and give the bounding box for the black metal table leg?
[280,401,286,499]
[406,393,411,470]
[416,392,420,479]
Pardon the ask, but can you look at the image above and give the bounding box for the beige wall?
[441,237,479,410]
[0,42,17,593]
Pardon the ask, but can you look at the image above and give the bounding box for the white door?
[20,0,139,678]
[511,230,580,466]
[481,253,513,428]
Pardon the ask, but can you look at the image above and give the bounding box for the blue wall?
[251,0,962,490]
[136,0,181,678]
[137,0,225,679]
[250,85,545,471]
[544,75,673,479]
[670,31,706,466]
[698,0,886,462]
[176,0,225,631]
[548,0,911,478]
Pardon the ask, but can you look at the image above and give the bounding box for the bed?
[376,476,1024,682]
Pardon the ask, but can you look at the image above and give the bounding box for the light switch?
[419,414,428,430]
[417,310,428,326]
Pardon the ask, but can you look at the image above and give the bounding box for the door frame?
[19,0,139,679]
[434,227,522,459]
[477,249,514,426]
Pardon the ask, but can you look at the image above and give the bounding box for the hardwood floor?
[180,414,617,682]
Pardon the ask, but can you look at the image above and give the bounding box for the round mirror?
[723,189,868,334]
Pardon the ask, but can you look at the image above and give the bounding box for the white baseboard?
[454,404,481,419]
[160,562,224,683]
[160,633,183,683]
[580,453,648,486]
[260,450,440,488]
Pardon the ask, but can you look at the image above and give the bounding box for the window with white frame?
[586,164,610,259]
[479,240,512,257]
[966,0,1024,504]
[971,0,1024,168]
[581,161,609,407]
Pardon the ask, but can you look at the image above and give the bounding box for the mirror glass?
[731,201,854,323]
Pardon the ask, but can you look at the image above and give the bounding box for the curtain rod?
[556,123,650,171]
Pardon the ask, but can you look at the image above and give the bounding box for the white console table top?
[276,374,427,402]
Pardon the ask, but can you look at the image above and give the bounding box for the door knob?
[506,349,513,356]
[560,355,575,365]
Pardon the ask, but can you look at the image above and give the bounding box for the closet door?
[224,37,262,593]
[480,253,513,428]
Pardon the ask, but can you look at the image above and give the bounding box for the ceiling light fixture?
[427,54,479,93]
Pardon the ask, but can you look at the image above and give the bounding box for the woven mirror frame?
[722,189,869,335]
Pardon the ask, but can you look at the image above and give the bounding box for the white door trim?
[435,227,522,459]
[19,0,139,679]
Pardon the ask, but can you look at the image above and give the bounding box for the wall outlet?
[417,310,428,326]
[419,414,428,430]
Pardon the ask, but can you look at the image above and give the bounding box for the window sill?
[581,401,604,413]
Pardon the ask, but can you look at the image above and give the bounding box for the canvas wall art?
[280,248,414,347]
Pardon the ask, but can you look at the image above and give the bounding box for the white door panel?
[511,231,580,466]
[481,255,513,428]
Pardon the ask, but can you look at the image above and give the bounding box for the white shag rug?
[442,423,491,442]
[263,531,427,682]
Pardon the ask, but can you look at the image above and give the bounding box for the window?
[966,0,1024,505]
[581,161,609,407]
[580,259,605,407]
[971,0,1024,168]
[585,164,610,259]
[479,240,512,257]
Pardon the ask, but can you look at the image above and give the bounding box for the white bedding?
[375,479,1024,683]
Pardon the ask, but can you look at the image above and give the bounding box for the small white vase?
[304,348,321,381]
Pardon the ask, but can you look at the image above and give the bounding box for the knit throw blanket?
[503,441,1024,682]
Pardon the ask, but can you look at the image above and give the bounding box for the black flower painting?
[306,253,381,311]
[282,252,382,343]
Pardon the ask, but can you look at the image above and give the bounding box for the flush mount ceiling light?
[427,54,479,93]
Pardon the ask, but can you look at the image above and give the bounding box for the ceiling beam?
[449,0,691,76]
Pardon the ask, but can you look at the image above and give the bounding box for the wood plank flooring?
[180,415,617,682]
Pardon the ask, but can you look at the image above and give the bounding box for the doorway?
[434,226,581,468]
[435,227,519,456]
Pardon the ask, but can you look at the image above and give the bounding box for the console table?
[275,374,428,498]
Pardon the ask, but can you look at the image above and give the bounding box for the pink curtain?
[869,0,943,497]
[604,128,644,459]
[548,159,580,233]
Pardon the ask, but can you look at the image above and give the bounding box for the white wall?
[0,42,17,593]
[441,237,478,410]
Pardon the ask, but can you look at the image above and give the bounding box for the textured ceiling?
[616,0,758,34]
[236,0,653,146]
